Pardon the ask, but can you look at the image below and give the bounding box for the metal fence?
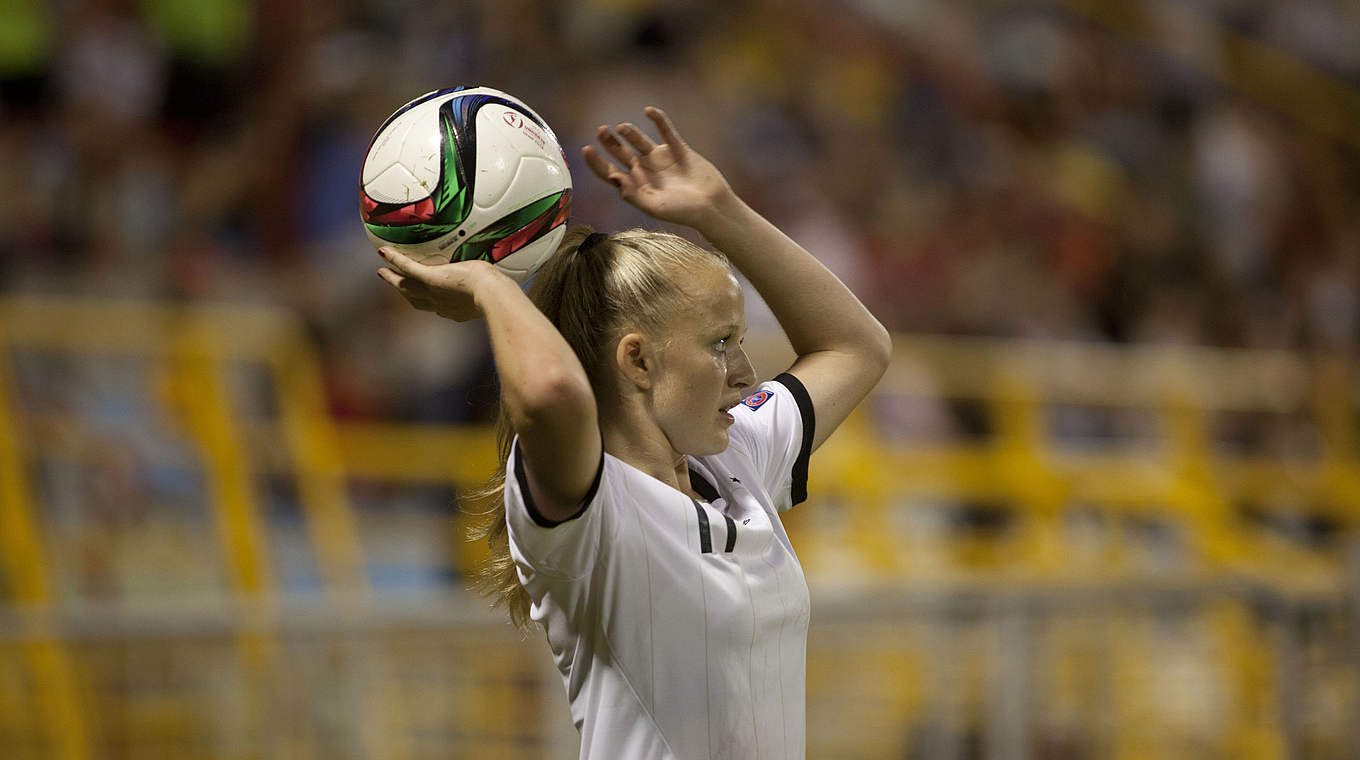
[4,295,1360,757]
[1,576,1356,759]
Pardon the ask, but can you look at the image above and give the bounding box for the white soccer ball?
[359,86,572,282]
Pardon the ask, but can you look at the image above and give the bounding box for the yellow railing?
[784,336,1359,584]
[0,302,88,760]
[1,294,1358,758]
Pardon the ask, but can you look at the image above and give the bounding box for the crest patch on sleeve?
[741,390,772,410]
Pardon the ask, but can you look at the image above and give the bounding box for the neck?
[600,414,698,499]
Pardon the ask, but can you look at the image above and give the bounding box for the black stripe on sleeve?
[692,500,713,554]
[772,372,816,506]
[512,440,604,529]
[723,513,737,552]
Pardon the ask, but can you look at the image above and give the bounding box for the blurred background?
[3,0,1360,757]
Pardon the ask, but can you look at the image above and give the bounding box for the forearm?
[696,193,891,362]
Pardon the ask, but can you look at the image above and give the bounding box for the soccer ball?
[359,86,572,282]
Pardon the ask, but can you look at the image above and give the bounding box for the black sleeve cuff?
[772,372,816,506]
[512,440,604,528]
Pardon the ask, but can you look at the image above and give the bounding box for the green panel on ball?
[363,101,474,245]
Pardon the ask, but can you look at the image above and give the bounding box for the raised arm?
[582,108,891,451]
[376,251,601,520]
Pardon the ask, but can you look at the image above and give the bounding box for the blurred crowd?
[3,0,1360,424]
[4,11,1358,751]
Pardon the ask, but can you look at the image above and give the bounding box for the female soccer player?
[376,107,890,759]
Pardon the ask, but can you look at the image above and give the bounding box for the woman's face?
[649,264,757,456]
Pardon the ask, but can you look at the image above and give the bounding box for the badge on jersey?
[741,390,772,410]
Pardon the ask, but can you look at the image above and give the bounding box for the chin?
[693,429,729,457]
[668,421,730,457]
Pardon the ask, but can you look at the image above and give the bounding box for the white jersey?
[505,373,817,760]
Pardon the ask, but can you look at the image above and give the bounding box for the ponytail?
[466,226,602,630]
[466,225,730,629]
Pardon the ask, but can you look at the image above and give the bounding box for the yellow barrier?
[2,295,1358,757]
[0,301,89,760]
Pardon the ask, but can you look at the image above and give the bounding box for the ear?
[615,332,652,390]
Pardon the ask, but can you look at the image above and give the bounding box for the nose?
[728,346,756,390]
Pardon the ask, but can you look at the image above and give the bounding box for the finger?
[615,122,657,155]
[379,271,434,307]
[644,106,687,156]
[377,246,429,279]
[596,124,639,167]
[581,145,628,190]
[379,266,433,297]
[399,277,430,298]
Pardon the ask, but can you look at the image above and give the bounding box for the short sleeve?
[504,437,607,579]
[725,372,816,511]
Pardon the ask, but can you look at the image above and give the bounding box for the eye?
[714,337,729,352]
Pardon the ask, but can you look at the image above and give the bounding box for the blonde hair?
[467,226,731,629]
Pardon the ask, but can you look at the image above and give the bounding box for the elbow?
[863,320,893,380]
[509,364,596,432]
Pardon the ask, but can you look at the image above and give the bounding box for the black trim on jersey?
[692,500,713,554]
[513,440,604,529]
[689,468,721,503]
[722,513,737,552]
[772,372,816,506]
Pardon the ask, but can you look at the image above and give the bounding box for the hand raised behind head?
[581,107,734,229]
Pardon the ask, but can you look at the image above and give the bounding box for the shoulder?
[722,372,817,510]
[506,440,670,530]
[729,373,816,442]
